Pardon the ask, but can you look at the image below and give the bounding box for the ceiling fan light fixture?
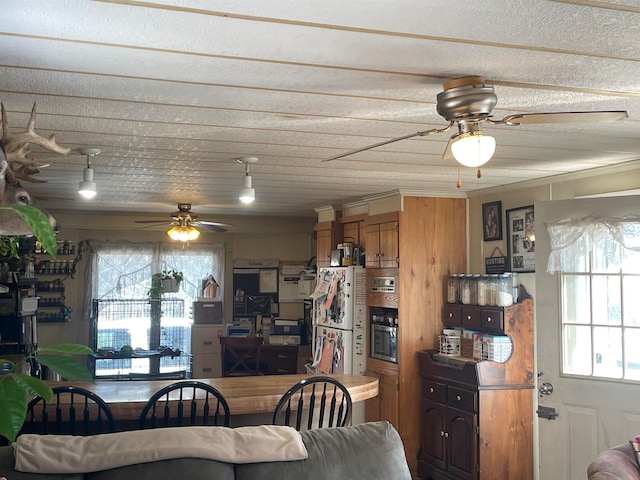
[450,131,496,168]
[167,225,200,242]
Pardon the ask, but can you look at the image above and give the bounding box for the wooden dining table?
[49,374,379,428]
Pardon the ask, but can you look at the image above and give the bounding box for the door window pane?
[591,275,621,326]
[562,325,592,375]
[592,326,622,379]
[562,275,590,325]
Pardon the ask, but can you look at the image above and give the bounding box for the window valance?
[546,215,640,272]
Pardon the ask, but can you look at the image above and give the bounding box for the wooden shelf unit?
[417,296,535,480]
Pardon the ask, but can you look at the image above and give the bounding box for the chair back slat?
[272,376,352,430]
[139,381,230,429]
[22,386,115,437]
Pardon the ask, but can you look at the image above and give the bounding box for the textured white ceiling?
[1,0,639,225]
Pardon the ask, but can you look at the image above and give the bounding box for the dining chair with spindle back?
[138,380,231,429]
[272,376,352,430]
[23,385,115,436]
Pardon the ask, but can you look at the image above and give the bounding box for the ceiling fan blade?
[196,223,228,233]
[501,110,628,125]
[134,220,170,224]
[197,220,232,227]
[322,125,452,162]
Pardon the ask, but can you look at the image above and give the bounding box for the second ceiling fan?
[323,76,628,181]
[135,203,232,242]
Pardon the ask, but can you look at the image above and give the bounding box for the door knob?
[539,382,554,396]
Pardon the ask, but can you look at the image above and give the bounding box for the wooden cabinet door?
[316,227,333,267]
[342,221,361,248]
[420,398,447,470]
[378,220,399,268]
[364,224,381,267]
[447,408,478,480]
[379,372,399,428]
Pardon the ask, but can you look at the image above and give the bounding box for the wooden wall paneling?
[397,196,467,474]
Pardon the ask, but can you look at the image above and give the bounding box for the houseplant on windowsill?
[0,205,93,444]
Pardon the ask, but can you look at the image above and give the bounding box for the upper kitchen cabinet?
[314,220,343,268]
[365,213,399,268]
[339,214,367,253]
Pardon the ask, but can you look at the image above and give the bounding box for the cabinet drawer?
[443,305,462,327]
[192,353,222,378]
[481,308,504,331]
[461,308,482,330]
[447,385,477,412]
[191,325,225,354]
[421,380,447,403]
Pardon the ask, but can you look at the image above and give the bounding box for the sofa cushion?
[85,458,235,480]
[235,421,412,480]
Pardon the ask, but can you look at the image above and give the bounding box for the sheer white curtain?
[81,241,225,320]
[546,215,640,272]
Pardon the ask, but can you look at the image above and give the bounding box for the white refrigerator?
[310,266,366,375]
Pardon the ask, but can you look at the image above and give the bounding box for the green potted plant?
[0,343,93,443]
[0,204,92,444]
[161,269,183,294]
[148,270,183,298]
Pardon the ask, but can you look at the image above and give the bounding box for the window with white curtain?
[547,216,640,381]
[86,241,224,378]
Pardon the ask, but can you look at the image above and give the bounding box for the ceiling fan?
[135,203,232,241]
[323,76,628,183]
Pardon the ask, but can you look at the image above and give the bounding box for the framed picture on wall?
[506,205,535,272]
[482,201,502,241]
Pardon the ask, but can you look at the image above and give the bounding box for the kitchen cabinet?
[417,295,534,480]
[314,220,343,267]
[365,358,399,428]
[340,214,366,253]
[362,196,467,475]
[364,213,399,268]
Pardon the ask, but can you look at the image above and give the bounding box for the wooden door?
[315,227,333,267]
[365,224,381,267]
[379,372,399,428]
[447,408,477,480]
[420,398,447,470]
[342,220,361,248]
[536,197,640,480]
[378,220,399,268]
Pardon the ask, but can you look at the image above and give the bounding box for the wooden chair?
[23,385,115,435]
[138,380,230,428]
[272,376,352,430]
[220,336,264,376]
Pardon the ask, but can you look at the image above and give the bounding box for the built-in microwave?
[367,268,399,309]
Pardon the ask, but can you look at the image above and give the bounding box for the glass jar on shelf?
[496,274,514,307]
[447,274,460,304]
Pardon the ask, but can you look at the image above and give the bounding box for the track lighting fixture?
[237,156,258,204]
[77,147,100,199]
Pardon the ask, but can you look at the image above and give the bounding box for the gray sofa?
[0,421,411,480]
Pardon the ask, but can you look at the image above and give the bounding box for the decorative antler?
[1,102,70,182]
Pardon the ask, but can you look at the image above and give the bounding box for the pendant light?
[77,147,101,199]
[237,156,258,204]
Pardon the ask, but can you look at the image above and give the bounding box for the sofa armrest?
[587,443,640,480]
